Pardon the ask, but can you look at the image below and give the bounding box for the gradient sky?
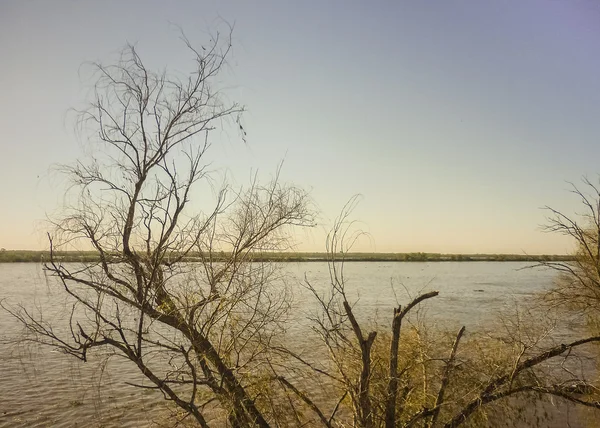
[2,0,600,254]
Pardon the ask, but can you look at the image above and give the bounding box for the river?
[0,262,591,427]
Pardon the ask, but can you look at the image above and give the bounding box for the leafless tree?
[537,176,600,319]
[293,197,600,427]
[2,29,315,427]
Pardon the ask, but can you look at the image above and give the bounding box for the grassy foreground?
[0,250,573,263]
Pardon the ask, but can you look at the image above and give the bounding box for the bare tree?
[537,176,600,320]
[293,198,600,427]
[2,29,315,427]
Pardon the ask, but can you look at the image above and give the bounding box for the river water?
[0,262,591,427]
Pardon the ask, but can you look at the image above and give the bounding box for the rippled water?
[0,262,588,427]
[0,264,174,427]
[296,261,559,326]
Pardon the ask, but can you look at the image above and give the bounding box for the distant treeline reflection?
[0,250,574,263]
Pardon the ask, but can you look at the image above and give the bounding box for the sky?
[1,0,600,254]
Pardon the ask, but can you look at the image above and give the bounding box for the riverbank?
[0,250,573,263]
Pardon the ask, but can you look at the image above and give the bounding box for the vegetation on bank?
[0,250,100,263]
[0,249,574,263]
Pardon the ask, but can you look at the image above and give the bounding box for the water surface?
[0,262,584,427]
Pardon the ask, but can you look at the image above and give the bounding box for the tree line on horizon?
[0,249,574,263]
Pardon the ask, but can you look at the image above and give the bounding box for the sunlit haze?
[2,1,600,254]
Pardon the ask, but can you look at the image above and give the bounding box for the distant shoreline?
[0,250,574,263]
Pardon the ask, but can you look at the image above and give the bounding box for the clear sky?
[1,0,600,254]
